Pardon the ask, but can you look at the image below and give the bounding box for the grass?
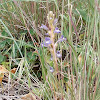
[0,0,100,100]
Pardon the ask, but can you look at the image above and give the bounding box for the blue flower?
[41,37,52,48]
[56,51,62,58]
[40,24,48,30]
[54,27,61,33]
[45,33,49,36]
[45,37,52,45]
[50,66,54,73]
[41,42,48,48]
[54,35,66,46]
[50,55,53,60]
[53,18,58,25]
[57,35,66,42]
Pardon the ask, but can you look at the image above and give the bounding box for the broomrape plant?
[40,11,67,99]
[0,0,99,99]
[41,11,66,73]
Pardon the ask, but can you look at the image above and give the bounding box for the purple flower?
[40,24,48,30]
[57,35,66,43]
[45,33,49,36]
[45,37,52,45]
[41,42,44,47]
[54,35,66,47]
[50,67,54,73]
[56,51,62,58]
[41,37,52,48]
[41,42,48,48]
[50,55,53,60]
[54,27,61,33]
[53,18,58,25]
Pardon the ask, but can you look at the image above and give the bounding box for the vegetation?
[0,0,100,100]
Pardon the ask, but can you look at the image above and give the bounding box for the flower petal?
[57,35,66,42]
[54,27,61,33]
[55,35,66,46]
[56,51,62,58]
[45,33,49,36]
[41,37,52,48]
[40,24,48,30]
[41,42,44,48]
[41,41,48,47]
[50,55,53,60]
[45,37,52,45]
[53,18,58,25]
[50,67,54,73]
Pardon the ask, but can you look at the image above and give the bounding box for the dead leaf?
[21,93,37,100]
[0,73,4,83]
[78,55,82,64]
[0,65,8,74]
[0,65,8,84]
[64,62,69,67]
[0,65,8,92]
[0,65,17,85]
[11,68,17,74]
